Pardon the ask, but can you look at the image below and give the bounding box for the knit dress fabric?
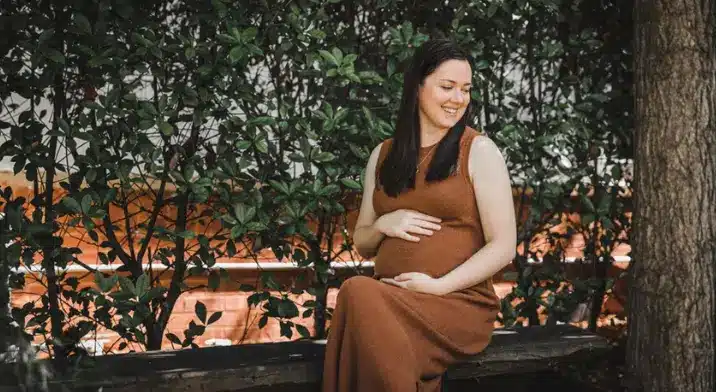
[322,127,501,392]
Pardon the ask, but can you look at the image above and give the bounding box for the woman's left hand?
[380,272,449,296]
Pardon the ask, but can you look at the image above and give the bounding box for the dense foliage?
[0,0,631,365]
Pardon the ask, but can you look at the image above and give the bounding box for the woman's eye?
[441,86,452,90]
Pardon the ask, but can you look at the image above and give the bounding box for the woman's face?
[417,59,472,131]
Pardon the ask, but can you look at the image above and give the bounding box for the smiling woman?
[419,60,472,133]
[321,39,517,392]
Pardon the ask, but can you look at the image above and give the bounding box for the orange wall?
[4,171,630,354]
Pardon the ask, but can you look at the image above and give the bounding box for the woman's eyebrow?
[439,79,472,86]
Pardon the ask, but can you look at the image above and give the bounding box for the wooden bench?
[0,325,609,392]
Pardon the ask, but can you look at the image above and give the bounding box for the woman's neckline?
[419,129,452,149]
[420,141,440,150]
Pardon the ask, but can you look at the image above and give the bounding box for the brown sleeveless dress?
[322,127,501,392]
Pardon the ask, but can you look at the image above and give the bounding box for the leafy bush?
[0,0,631,362]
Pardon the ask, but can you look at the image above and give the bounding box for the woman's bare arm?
[352,144,385,259]
[437,135,517,292]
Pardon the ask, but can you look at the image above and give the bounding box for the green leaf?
[81,194,92,213]
[262,274,281,291]
[135,274,149,297]
[208,272,220,290]
[235,140,251,150]
[246,222,267,231]
[345,72,361,83]
[258,315,268,329]
[118,276,136,296]
[45,49,65,64]
[401,21,413,42]
[109,291,134,301]
[319,184,340,196]
[387,58,397,76]
[187,321,206,338]
[331,47,343,64]
[38,29,55,44]
[597,195,612,215]
[176,230,196,239]
[207,311,222,325]
[600,217,615,230]
[314,152,336,162]
[58,118,70,133]
[611,165,622,179]
[184,94,199,107]
[142,287,166,303]
[86,169,97,183]
[166,333,182,346]
[278,299,299,318]
[269,180,290,194]
[487,2,499,18]
[343,53,358,64]
[248,116,275,126]
[94,272,113,292]
[318,50,339,66]
[279,321,293,338]
[255,138,268,153]
[296,324,311,339]
[139,119,155,130]
[242,27,258,41]
[308,29,326,40]
[131,32,148,46]
[62,197,81,213]
[582,214,596,226]
[230,225,245,239]
[357,71,383,83]
[212,0,227,16]
[340,178,361,190]
[580,194,595,213]
[141,101,158,116]
[159,122,174,136]
[233,203,256,224]
[73,13,92,34]
[605,278,615,291]
[229,46,244,63]
[195,301,207,324]
[591,93,609,103]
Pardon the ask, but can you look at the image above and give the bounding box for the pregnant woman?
[321,39,517,392]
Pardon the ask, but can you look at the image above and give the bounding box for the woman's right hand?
[374,209,442,242]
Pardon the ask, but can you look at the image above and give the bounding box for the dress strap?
[374,139,393,188]
[458,127,483,180]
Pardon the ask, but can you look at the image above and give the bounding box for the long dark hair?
[378,39,473,197]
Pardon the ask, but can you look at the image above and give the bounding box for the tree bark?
[628,1,716,391]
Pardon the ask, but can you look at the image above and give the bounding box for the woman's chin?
[425,114,463,130]
[439,118,460,129]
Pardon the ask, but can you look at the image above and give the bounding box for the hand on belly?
[380,272,448,296]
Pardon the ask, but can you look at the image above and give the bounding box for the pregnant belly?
[373,227,481,279]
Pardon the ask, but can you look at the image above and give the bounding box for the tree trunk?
[628,1,716,391]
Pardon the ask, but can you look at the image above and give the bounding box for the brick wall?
[3,170,630,354]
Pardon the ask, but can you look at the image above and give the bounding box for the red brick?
[208,309,244,327]
[222,293,252,311]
